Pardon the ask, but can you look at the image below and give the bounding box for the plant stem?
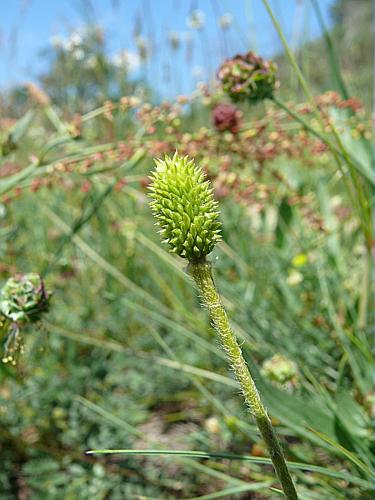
[188,260,298,500]
[358,249,372,330]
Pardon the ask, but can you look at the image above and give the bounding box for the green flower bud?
[261,354,298,386]
[0,273,51,324]
[217,51,278,104]
[149,153,221,261]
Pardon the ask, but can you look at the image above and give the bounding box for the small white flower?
[204,416,220,434]
[85,55,97,69]
[187,10,205,30]
[112,50,141,72]
[69,33,82,47]
[218,13,232,29]
[73,48,85,60]
[286,270,303,286]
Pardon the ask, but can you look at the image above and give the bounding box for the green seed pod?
[0,272,51,324]
[149,153,221,261]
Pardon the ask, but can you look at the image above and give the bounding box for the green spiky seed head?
[149,153,221,261]
[0,273,51,324]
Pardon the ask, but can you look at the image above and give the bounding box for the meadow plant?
[212,102,241,133]
[217,51,278,104]
[149,152,298,499]
[0,273,51,363]
[0,4,373,497]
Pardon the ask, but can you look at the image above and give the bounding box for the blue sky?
[0,0,334,98]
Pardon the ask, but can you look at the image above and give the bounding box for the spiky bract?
[149,153,221,261]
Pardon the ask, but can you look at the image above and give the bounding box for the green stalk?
[149,153,298,498]
[188,260,298,500]
[358,249,372,330]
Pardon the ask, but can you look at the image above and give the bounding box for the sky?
[0,0,335,98]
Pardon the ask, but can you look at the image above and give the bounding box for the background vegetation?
[0,0,374,498]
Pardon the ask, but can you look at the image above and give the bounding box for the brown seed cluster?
[0,88,370,214]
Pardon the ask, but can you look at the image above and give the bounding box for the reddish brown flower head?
[217,51,278,104]
[212,103,241,133]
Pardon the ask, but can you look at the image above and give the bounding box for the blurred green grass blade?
[81,104,112,123]
[122,297,225,359]
[1,143,145,195]
[40,205,173,314]
[148,326,239,424]
[44,150,145,274]
[254,377,336,446]
[44,105,68,133]
[38,134,74,161]
[60,142,119,162]
[136,231,191,285]
[44,183,114,275]
[183,482,273,499]
[333,391,374,469]
[0,163,38,194]
[275,197,293,248]
[85,449,374,489]
[48,321,231,385]
[78,398,246,487]
[261,0,315,106]
[180,459,247,487]
[146,325,262,439]
[76,396,143,438]
[218,240,251,274]
[317,268,373,395]
[262,0,375,206]
[335,390,372,440]
[7,109,36,144]
[328,108,374,182]
[272,95,375,186]
[308,428,375,478]
[310,0,349,99]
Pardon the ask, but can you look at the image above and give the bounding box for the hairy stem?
[188,260,298,500]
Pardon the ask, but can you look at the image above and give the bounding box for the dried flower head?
[149,152,221,261]
[217,51,278,104]
[25,82,50,107]
[0,273,51,364]
[212,103,241,133]
[0,273,50,324]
